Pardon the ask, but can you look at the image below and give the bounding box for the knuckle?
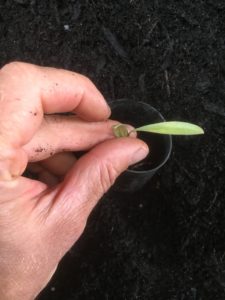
[1,61,25,73]
[0,62,36,80]
[80,74,95,87]
[69,71,93,87]
[0,62,38,91]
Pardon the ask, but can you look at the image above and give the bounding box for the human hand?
[0,62,149,299]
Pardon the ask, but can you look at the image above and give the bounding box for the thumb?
[49,138,149,243]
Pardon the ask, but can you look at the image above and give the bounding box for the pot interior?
[110,100,172,172]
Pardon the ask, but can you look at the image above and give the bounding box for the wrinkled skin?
[0,62,149,300]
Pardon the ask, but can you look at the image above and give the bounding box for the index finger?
[0,61,110,147]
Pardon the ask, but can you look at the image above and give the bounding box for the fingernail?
[130,146,149,165]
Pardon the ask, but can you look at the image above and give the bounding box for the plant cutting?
[110,100,204,193]
[112,121,204,138]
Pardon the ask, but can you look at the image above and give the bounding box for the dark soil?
[1,1,225,299]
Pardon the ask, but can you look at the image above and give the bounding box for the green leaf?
[112,124,129,137]
[135,121,204,135]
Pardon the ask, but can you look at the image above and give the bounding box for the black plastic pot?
[110,99,172,192]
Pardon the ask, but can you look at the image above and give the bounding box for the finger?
[39,152,77,177]
[0,62,110,147]
[39,66,110,120]
[26,162,60,186]
[26,152,76,185]
[46,138,149,247]
[23,116,133,161]
[0,62,110,179]
[38,171,59,187]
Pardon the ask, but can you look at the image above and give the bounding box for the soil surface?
[1,1,225,299]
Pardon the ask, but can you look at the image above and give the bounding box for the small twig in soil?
[206,191,218,212]
[141,18,159,47]
[102,26,130,63]
[164,69,171,98]
[138,73,146,94]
